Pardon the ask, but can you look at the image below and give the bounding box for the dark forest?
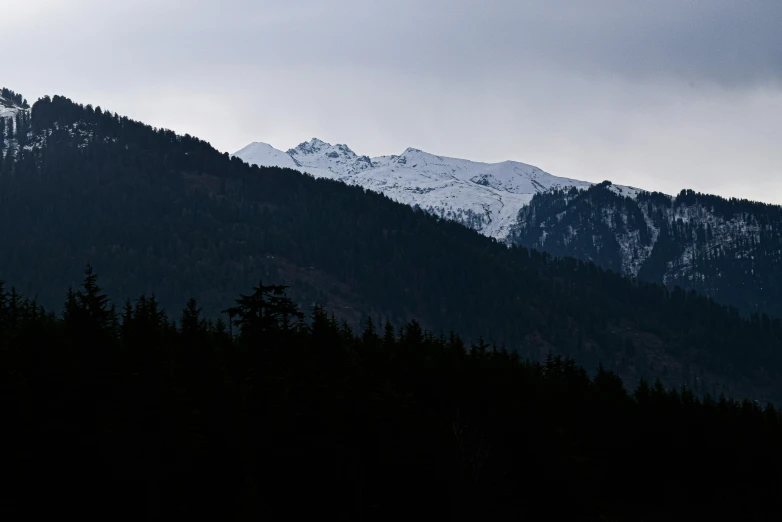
[2,273,781,521]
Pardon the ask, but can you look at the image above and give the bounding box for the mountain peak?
[234,141,301,170]
[289,137,331,155]
[397,147,443,166]
[245,141,276,150]
[400,147,432,157]
[287,138,361,164]
[234,138,613,240]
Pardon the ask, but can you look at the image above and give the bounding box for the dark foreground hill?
[1,92,782,403]
[1,277,781,521]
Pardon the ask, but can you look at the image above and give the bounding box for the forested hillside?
[509,182,782,317]
[2,276,781,521]
[2,92,782,403]
[0,88,28,108]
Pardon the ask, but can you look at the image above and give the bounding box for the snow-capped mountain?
[9,85,779,319]
[234,139,623,239]
[234,137,782,318]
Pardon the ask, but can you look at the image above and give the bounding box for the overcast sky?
[6,0,782,202]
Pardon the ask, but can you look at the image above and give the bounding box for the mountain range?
[3,89,782,405]
[235,139,782,317]
[233,139,639,240]
[509,183,782,317]
[5,86,782,519]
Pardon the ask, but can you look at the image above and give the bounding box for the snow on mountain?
[1,95,23,153]
[233,138,633,240]
[0,94,47,157]
[0,104,19,120]
[233,142,302,171]
[0,98,21,123]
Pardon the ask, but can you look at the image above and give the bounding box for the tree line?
[0,87,28,108]
[2,271,782,520]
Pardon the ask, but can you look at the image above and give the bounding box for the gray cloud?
[123,0,782,88]
[13,1,782,87]
[4,0,782,203]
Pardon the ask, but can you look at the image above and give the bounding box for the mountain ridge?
[7,90,781,319]
[233,138,621,239]
[508,183,782,317]
[234,137,782,317]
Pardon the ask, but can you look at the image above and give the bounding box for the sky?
[5,0,782,203]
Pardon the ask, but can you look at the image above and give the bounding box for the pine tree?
[0,281,7,335]
[224,281,301,340]
[470,336,490,357]
[382,320,395,346]
[361,316,378,345]
[180,297,204,335]
[120,298,134,343]
[75,265,114,332]
[403,319,424,345]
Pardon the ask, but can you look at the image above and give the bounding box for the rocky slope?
[507,182,782,317]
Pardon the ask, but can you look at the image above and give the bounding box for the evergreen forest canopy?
[509,181,782,318]
[2,273,782,521]
[1,91,782,404]
[0,87,28,108]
